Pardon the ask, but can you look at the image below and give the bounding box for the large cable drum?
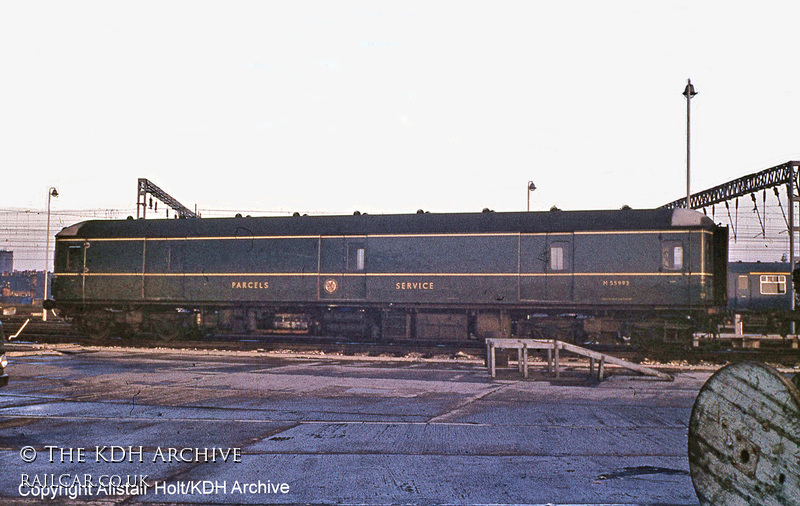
[688,361,800,505]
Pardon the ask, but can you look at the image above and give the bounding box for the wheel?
[153,319,183,342]
[79,316,113,342]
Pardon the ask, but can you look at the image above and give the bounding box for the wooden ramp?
[485,337,674,381]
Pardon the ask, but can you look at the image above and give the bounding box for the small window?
[347,244,365,272]
[760,275,786,295]
[673,246,683,269]
[737,275,749,291]
[356,248,365,271]
[662,241,684,270]
[549,243,566,271]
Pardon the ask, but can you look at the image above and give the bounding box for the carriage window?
[357,248,365,271]
[662,241,683,270]
[760,275,786,295]
[673,247,683,269]
[737,275,749,291]
[347,244,365,272]
[549,243,567,271]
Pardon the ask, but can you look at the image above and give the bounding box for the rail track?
[2,315,487,358]
[4,315,800,366]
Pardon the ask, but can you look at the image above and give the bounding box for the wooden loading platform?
[693,332,800,349]
[485,337,674,381]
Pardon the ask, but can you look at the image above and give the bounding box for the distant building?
[0,251,12,274]
[0,271,48,304]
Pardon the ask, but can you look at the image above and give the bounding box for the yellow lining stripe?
[55,229,713,242]
[55,271,712,278]
[56,235,321,242]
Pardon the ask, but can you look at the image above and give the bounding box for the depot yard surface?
[0,345,723,505]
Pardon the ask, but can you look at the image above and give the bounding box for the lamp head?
[682,79,697,99]
[50,188,59,198]
[528,182,537,192]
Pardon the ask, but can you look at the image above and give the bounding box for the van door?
[661,237,690,304]
[519,234,546,301]
[319,237,366,300]
[144,240,185,301]
[64,242,87,303]
[545,234,574,301]
[519,233,573,302]
[345,239,367,299]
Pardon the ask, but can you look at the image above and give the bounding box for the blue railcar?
[49,208,728,342]
[727,261,793,313]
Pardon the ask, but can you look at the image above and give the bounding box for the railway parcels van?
[50,208,728,342]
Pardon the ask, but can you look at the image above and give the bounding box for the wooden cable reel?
[688,362,800,505]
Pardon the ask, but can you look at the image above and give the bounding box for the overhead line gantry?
[661,161,800,210]
[661,160,800,320]
[136,178,199,219]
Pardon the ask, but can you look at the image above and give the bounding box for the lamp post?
[527,181,536,212]
[683,79,697,209]
[43,187,58,321]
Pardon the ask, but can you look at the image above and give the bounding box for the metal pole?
[789,171,796,334]
[43,188,56,321]
[686,92,691,209]
[683,79,697,209]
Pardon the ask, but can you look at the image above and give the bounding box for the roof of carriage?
[57,208,716,239]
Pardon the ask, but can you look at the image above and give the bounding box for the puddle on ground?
[597,466,690,480]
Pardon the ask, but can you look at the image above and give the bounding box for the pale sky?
[2,1,799,217]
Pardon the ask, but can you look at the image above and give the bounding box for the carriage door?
[63,242,87,303]
[319,237,366,300]
[345,239,367,299]
[519,234,546,300]
[734,274,750,310]
[144,240,185,301]
[661,238,689,304]
[545,234,574,301]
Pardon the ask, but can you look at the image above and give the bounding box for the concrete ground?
[0,344,712,505]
